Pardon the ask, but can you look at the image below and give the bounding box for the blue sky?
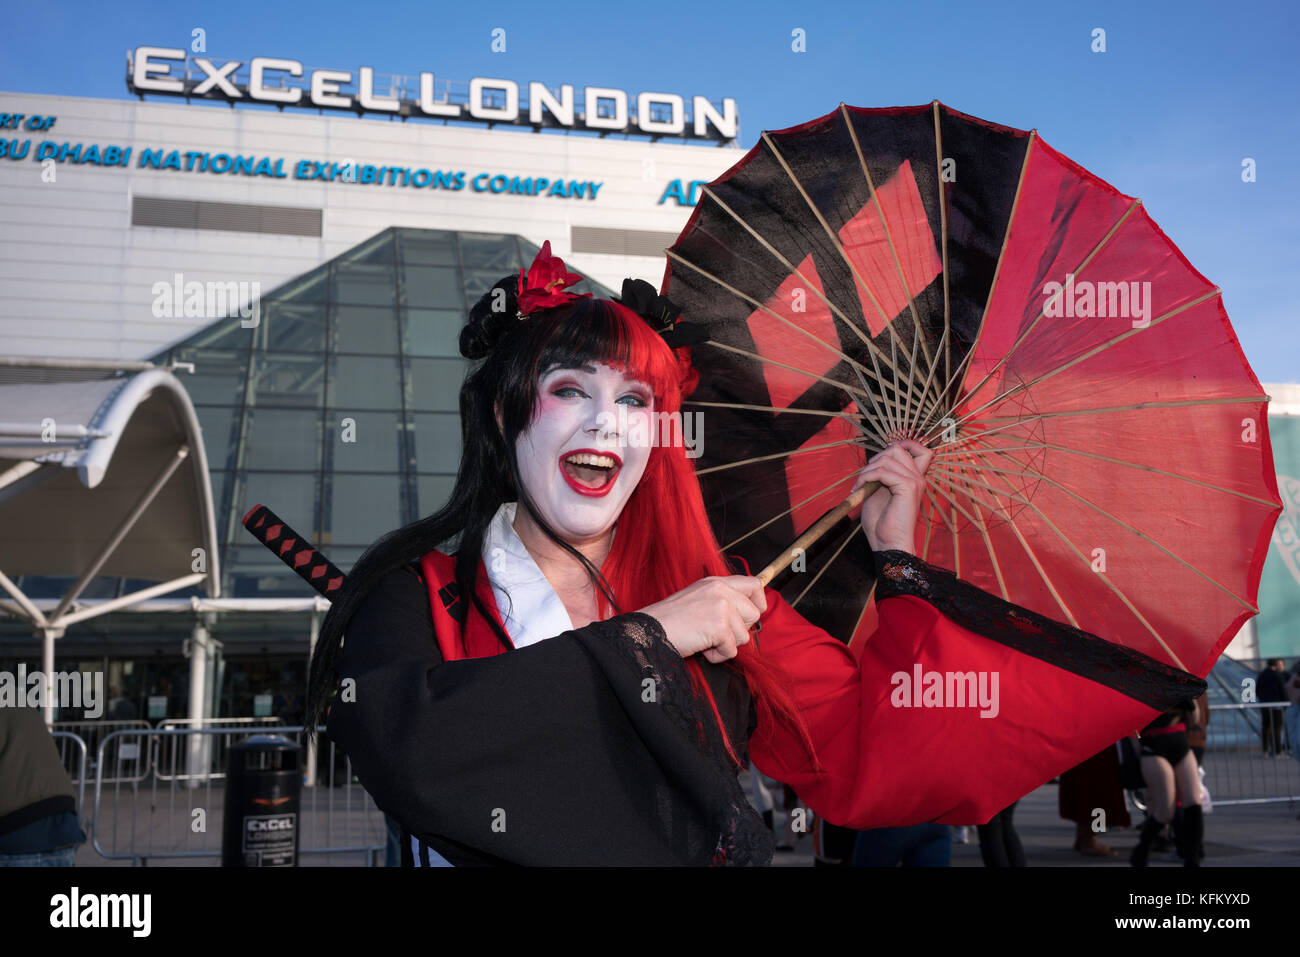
[2,0,1296,381]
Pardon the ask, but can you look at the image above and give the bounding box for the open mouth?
[559,450,622,496]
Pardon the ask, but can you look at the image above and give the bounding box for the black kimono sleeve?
[325,565,773,866]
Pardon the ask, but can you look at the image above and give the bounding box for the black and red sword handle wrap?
[241,504,346,598]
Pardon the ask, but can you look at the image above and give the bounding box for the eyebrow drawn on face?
[546,362,599,376]
[543,363,651,394]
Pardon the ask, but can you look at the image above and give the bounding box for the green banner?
[1257,414,1300,658]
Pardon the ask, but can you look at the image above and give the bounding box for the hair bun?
[460,275,521,359]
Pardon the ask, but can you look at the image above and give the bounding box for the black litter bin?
[222,734,301,867]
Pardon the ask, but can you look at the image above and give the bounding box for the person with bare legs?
[1130,700,1202,868]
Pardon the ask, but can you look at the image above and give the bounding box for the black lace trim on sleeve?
[578,612,774,867]
[872,549,1206,711]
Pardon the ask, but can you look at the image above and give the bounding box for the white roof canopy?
[0,360,220,633]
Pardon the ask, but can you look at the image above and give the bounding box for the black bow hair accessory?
[616,278,711,349]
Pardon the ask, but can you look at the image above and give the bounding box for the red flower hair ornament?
[516,240,591,316]
[460,239,705,395]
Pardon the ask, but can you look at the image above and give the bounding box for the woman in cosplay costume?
[308,242,1205,867]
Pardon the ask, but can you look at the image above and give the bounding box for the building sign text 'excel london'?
[126,47,738,143]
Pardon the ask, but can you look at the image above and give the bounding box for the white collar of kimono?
[484,501,612,649]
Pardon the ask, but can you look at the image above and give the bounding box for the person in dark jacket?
[0,706,87,866]
[1258,659,1288,756]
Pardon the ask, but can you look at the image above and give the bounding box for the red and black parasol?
[663,101,1282,683]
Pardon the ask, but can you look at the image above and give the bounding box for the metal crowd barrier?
[90,725,386,866]
[154,716,282,784]
[52,720,151,786]
[48,730,88,834]
[1199,701,1299,807]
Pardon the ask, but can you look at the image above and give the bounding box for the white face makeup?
[514,361,654,545]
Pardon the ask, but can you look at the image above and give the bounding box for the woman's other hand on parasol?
[637,576,767,664]
[854,439,934,556]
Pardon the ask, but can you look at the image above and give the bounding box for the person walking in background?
[1258,659,1287,757]
[1059,745,1131,857]
[977,800,1026,867]
[813,818,859,867]
[0,706,88,866]
[1283,668,1300,766]
[854,824,951,867]
[1130,699,1203,868]
[1174,691,1211,864]
[774,783,806,852]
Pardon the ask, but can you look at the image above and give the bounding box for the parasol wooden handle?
[754,481,880,586]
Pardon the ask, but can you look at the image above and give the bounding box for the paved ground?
[71,760,1300,868]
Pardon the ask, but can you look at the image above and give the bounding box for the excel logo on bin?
[247,816,293,831]
[242,813,297,867]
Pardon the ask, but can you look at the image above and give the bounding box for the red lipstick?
[558,448,623,498]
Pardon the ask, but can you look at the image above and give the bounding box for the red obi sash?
[419,550,516,662]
